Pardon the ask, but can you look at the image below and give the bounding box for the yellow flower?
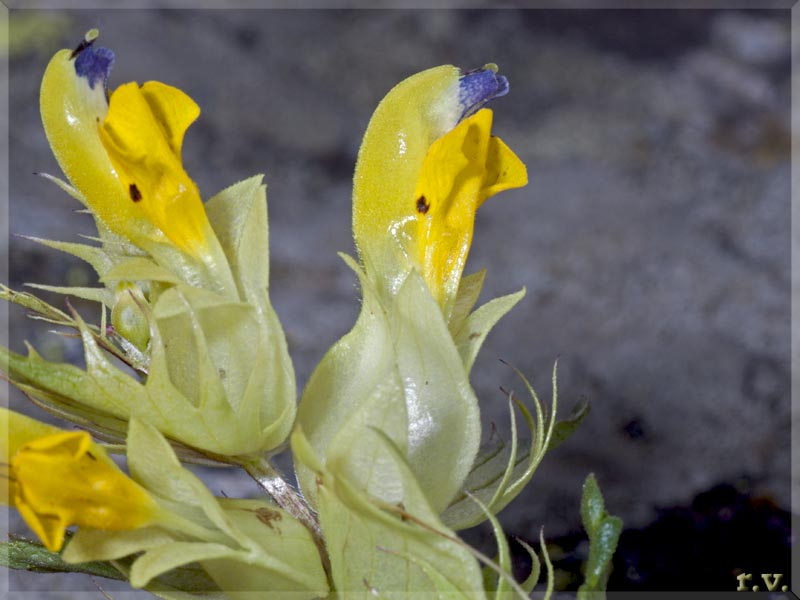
[2,409,158,552]
[352,64,527,316]
[413,108,526,309]
[40,30,215,259]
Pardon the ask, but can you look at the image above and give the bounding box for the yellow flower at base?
[413,108,527,311]
[2,410,158,552]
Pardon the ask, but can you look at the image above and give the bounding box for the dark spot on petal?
[86,451,97,461]
[416,195,430,214]
[129,183,142,202]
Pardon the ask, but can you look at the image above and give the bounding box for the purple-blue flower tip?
[73,40,115,91]
[458,66,509,121]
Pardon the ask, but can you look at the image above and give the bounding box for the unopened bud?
[111,284,150,352]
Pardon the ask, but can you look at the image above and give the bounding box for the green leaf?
[515,538,540,595]
[62,527,177,564]
[129,542,236,589]
[580,473,605,534]
[577,474,622,600]
[295,253,400,508]
[125,419,234,536]
[547,400,590,453]
[205,499,329,599]
[153,284,296,454]
[0,535,124,580]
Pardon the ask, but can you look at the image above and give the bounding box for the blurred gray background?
[5,7,791,594]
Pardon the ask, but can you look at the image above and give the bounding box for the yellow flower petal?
[40,35,214,259]
[99,81,210,255]
[3,411,158,552]
[0,409,61,506]
[413,109,527,310]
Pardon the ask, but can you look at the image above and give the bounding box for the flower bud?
[111,283,150,352]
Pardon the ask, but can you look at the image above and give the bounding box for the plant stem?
[243,456,321,539]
